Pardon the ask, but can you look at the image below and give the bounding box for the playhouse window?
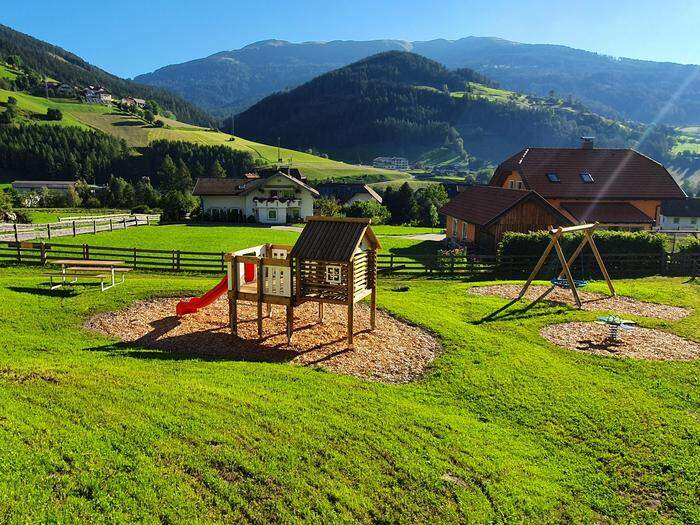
[325,265,342,284]
[268,210,277,220]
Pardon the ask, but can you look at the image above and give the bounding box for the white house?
[372,156,409,171]
[659,199,700,231]
[84,86,112,105]
[317,182,382,205]
[192,172,319,224]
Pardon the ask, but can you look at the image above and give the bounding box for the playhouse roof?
[290,217,380,262]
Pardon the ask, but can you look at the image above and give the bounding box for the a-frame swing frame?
[518,222,615,308]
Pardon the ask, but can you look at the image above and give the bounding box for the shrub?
[677,236,700,254]
[131,204,151,214]
[160,190,197,222]
[46,108,63,121]
[498,229,667,258]
[345,200,391,224]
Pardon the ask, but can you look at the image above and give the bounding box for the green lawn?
[20,208,129,224]
[38,224,439,255]
[0,63,19,81]
[0,267,698,522]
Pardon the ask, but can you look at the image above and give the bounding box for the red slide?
[176,276,228,316]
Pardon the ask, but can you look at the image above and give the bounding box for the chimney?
[581,136,594,149]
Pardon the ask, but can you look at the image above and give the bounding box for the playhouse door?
[244,262,256,283]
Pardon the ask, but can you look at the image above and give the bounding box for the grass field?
[0,89,410,183]
[39,224,442,255]
[18,208,129,224]
[673,126,700,155]
[0,63,19,81]
[0,267,698,522]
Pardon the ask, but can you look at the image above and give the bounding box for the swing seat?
[551,278,588,289]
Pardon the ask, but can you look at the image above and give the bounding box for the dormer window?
[580,171,594,183]
[546,172,560,183]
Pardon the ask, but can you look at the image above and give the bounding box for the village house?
[487,138,686,229]
[192,171,319,224]
[440,185,572,251]
[316,182,383,205]
[372,156,410,171]
[84,86,112,105]
[659,199,700,231]
[120,97,146,108]
[11,180,78,194]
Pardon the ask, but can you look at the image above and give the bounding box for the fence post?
[47,223,52,240]
[172,250,176,271]
[389,254,394,271]
[40,242,47,266]
[176,250,181,272]
[221,252,225,272]
[133,247,137,269]
[13,223,18,242]
[82,244,90,260]
[450,254,455,274]
[72,221,76,237]
[110,219,113,232]
[122,217,127,230]
[16,241,21,263]
[93,220,97,234]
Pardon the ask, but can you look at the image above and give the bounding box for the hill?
[135,37,700,124]
[0,88,407,183]
[0,24,213,126]
[236,52,671,166]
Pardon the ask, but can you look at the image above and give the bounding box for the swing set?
[517,222,615,308]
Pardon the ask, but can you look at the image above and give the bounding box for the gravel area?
[541,322,700,360]
[87,296,440,384]
[469,284,691,320]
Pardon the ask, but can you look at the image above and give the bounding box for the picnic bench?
[46,259,131,291]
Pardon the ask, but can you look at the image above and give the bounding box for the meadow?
[0,89,409,183]
[20,208,129,224]
[39,224,442,255]
[0,265,697,522]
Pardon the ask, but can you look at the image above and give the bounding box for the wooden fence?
[0,215,160,242]
[0,241,697,278]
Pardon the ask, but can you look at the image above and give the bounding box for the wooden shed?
[290,216,380,346]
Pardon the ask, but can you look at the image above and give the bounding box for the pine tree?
[157,155,177,189]
[174,159,193,191]
[207,159,227,178]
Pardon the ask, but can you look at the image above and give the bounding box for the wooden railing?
[1,241,697,278]
[0,214,160,242]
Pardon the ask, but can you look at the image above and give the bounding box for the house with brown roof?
[316,182,383,205]
[440,185,572,251]
[192,171,319,224]
[489,138,686,230]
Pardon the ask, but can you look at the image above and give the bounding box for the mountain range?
[0,24,213,126]
[134,37,700,124]
[235,51,671,166]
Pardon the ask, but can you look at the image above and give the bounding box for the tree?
[0,104,17,125]
[385,182,419,224]
[75,180,93,203]
[160,190,197,222]
[153,119,165,128]
[315,197,342,217]
[6,96,17,106]
[106,176,135,208]
[415,185,448,226]
[143,109,155,124]
[156,155,177,188]
[207,159,227,178]
[345,200,390,224]
[46,108,63,121]
[135,179,160,208]
[5,55,22,68]
[425,203,439,228]
[173,159,193,191]
[65,185,82,207]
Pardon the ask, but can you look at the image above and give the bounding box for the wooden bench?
[43,272,109,290]
[49,259,129,291]
[64,267,132,285]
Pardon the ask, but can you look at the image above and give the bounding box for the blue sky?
[2,0,699,78]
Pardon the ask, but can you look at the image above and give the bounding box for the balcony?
[253,197,301,209]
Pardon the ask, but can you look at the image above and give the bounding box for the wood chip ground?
[541,322,700,361]
[87,297,439,383]
[469,284,690,320]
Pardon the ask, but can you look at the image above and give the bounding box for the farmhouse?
[11,180,78,193]
[489,138,686,229]
[316,182,383,205]
[120,97,146,108]
[84,86,112,105]
[440,185,572,250]
[192,172,319,224]
[659,198,700,231]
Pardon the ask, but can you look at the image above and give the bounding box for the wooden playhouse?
[224,217,380,347]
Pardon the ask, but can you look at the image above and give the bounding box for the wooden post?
[122,217,127,230]
[40,242,47,266]
[318,302,324,323]
[286,304,293,344]
[93,220,97,234]
[230,258,239,335]
[518,226,560,298]
[72,221,76,237]
[110,219,113,231]
[554,238,581,307]
[369,250,377,330]
[133,247,137,269]
[586,230,615,296]
[347,260,354,348]
[370,286,376,330]
[257,258,264,338]
[47,223,52,240]
[147,216,151,226]
[13,223,18,242]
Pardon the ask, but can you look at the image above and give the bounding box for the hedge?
[677,236,700,254]
[498,230,667,258]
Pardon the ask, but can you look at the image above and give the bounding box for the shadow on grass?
[8,286,79,298]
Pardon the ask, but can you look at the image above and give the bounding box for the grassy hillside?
[0,268,698,522]
[0,89,408,183]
